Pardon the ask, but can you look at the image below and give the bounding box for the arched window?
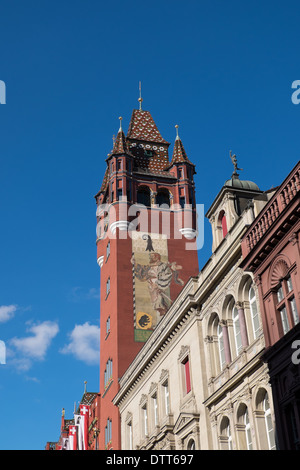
[156,189,170,207]
[244,408,252,450]
[249,286,260,339]
[233,306,242,355]
[219,210,228,238]
[137,186,151,207]
[220,416,233,450]
[187,438,195,450]
[217,323,226,370]
[276,274,299,335]
[263,394,276,450]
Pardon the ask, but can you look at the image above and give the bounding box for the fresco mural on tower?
[131,232,184,342]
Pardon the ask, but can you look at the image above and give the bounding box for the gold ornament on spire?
[138,81,143,110]
[119,116,123,132]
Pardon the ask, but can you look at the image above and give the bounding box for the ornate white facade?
[113,172,278,450]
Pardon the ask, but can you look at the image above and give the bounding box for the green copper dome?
[225,175,260,191]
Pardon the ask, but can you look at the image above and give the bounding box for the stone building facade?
[113,164,278,450]
[241,160,300,449]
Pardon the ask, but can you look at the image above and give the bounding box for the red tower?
[95,100,199,450]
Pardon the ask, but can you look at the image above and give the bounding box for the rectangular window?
[280,307,290,334]
[286,275,293,293]
[183,357,191,394]
[290,298,299,326]
[106,241,110,260]
[127,421,133,450]
[163,381,169,415]
[152,394,158,427]
[105,419,112,447]
[104,359,113,388]
[106,278,110,296]
[277,285,284,303]
[106,316,110,335]
[142,405,148,436]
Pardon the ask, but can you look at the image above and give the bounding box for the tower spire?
[138,81,143,110]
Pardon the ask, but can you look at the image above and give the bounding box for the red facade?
[241,160,300,449]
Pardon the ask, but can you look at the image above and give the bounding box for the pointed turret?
[166,125,194,169]
[110,117,132,156]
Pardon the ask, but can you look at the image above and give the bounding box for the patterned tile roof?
[127,109,170,144]
[167,133,194,168]
[80,392,99,407]
[126,108,171,174]
[111,128,132,156]
[101,166,109,190]
[96,109,195,198]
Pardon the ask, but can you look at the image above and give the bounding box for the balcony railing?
[242,162,300,255]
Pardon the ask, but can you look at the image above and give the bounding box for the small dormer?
[206,152,263,252]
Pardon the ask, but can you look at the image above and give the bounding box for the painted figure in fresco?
[131,251,184,316]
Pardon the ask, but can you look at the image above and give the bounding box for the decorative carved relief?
[178,345,189,361]
[270,258,290,288]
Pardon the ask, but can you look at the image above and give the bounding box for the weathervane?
[230,150,243,176]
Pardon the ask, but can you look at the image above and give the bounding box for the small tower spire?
[84,380,87,394]
[138,81,143,110]
[175,124,180,141]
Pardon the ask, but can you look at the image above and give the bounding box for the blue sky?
[0,0,299,449]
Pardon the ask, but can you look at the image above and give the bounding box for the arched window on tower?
[137,186,151,207]
[219,210,228,238]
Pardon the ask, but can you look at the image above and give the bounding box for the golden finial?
[138,81,143,110]
[118,116,123,132]
[175,124,179,140]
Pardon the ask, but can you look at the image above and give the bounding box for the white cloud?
[0,305,17,323]
[10,321,59,361]
[60,322,100,365]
